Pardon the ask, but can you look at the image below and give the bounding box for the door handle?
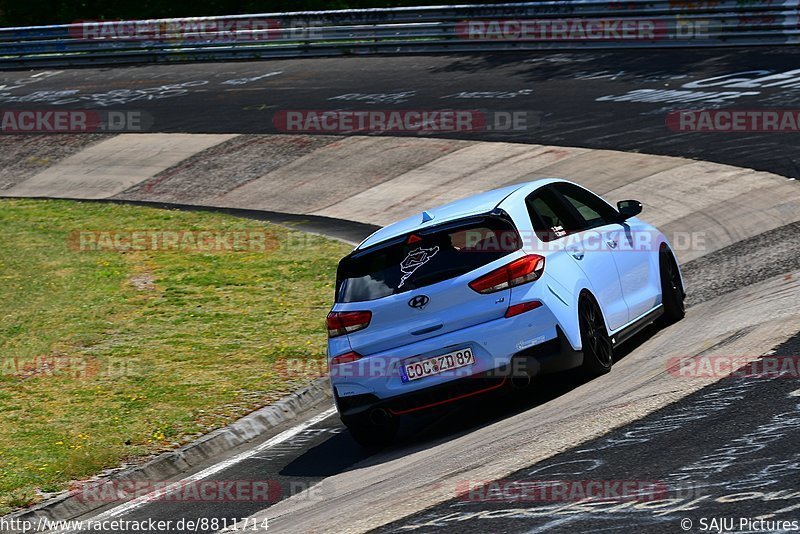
[607,240,618,249]
[569,249,585,260]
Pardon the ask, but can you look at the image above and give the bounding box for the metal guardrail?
[0,0,798,69]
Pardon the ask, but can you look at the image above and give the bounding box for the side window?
[555,183,619,230]
[525,187,580,242]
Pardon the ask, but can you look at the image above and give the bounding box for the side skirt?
[610,305,664,347]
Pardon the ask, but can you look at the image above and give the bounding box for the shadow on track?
[280,322,662,477]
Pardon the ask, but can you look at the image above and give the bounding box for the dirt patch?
[129,271,156,291]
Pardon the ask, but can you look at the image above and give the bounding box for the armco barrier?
[0,0,798,69]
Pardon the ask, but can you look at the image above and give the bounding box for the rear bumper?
[335,327,582,420]
[330,301,567,400]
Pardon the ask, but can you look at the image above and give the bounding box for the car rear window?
[336,215,521,303]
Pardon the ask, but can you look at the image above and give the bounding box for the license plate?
[401,347,474,383]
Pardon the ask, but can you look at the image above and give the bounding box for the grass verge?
[0,199,351,514]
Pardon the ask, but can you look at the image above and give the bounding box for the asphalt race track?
[1,47,800,177]
[376,333,800,533]
[2,45,800,534]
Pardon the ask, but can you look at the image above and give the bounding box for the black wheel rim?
[580,296,613,367]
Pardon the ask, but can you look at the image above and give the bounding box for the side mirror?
[617,200,643,219]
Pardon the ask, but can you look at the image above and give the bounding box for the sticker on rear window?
[398,246,439,288]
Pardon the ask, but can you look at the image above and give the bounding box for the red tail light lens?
[330,351,363,366]
[326,311,372,338]
[469,254,545,294]
[505,300,543,318]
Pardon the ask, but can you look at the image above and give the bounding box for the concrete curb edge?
[1,377,333,530]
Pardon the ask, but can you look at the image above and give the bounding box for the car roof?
[356,178,564,250]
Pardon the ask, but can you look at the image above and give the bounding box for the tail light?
[469,254,545,294]
[326,311,372,338]
[330,351,363,366]
[505,300,542,318]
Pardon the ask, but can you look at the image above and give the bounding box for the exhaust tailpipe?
[370,408,391,426]
[511,374,532,390]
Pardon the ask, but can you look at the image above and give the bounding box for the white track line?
[56,407,337,532]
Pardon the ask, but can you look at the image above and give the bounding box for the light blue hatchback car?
[327,179,685,447]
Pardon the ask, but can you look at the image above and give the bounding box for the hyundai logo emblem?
[408,295,430,309]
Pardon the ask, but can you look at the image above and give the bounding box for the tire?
[342,412,398,449]
[578,292,614,377]
[658,248,685,325]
